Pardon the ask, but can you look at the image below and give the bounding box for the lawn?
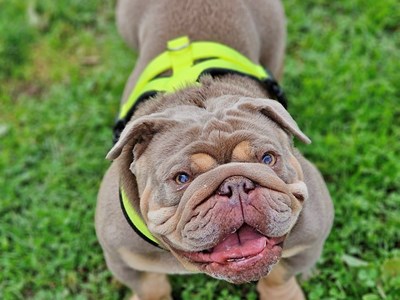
[0,0,399,299]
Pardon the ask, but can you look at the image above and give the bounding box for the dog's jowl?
[95,1,334,299]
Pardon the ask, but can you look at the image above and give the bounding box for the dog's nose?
[217,176,255,199]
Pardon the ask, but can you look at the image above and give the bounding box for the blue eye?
[175,172,190,184]
[261,153,276,165]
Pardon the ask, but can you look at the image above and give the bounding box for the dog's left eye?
[261,152,276,165]
[175,172,190,184]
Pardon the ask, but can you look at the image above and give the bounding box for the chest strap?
[119,188,162,248]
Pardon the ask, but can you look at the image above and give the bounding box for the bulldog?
[95,0,334,299]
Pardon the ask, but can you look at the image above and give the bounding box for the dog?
[95,0,334,299]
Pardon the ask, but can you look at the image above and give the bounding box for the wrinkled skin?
[106,95,319,284]
[97,80,333,300]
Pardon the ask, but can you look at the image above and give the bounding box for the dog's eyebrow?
[190,153,218,173]
[231,141,252,161]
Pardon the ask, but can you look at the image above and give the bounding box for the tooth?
[227,257,248,262]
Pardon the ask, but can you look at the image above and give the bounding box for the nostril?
[217,177,255,198]
[243,180,255,193]
[293,192,305,202]
[217,184,233,197]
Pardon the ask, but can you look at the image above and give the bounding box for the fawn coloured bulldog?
[95,0,334,299]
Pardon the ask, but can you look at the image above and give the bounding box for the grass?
[0,0,399,299]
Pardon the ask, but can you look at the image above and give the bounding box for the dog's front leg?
[256,263,305,300]
[105,254,172,300]
[128,272,172,300]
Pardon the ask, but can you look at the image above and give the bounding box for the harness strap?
[115,36,288,248]
[119,187,162,248]
[113,36,287,144]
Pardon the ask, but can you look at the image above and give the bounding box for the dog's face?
[108,96,310,283]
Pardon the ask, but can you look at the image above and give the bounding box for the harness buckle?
[167,36,190,51]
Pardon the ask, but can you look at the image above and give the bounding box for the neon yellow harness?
[116,36,287,248]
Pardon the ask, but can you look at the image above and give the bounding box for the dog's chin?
[172,225,285,284]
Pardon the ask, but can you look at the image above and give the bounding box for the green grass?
[0,0,399,299]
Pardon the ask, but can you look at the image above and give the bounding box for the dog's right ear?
[106,114,178,160]
[235,98,311,144]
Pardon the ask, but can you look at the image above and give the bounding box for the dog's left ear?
[106,113,179,160]
[235,98,311,144]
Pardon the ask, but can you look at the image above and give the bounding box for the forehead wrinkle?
[151,105,287,177]
[199,130,258,163]
[199,117,234,140]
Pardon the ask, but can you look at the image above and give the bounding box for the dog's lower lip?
[198,248,263,264]
[181,225,286,265]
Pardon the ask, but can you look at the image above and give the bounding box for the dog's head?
[107,95,310,283]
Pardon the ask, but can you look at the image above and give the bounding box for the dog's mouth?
[195,224,284,263]
[175,224,285,283]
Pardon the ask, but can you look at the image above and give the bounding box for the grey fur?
[96,1,333,299]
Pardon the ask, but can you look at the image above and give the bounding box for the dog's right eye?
[175,172,190,184]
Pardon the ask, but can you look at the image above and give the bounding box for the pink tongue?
[210,225,267,263]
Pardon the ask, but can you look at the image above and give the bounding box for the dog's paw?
[130,293,172,300]
[258,276,305,300]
